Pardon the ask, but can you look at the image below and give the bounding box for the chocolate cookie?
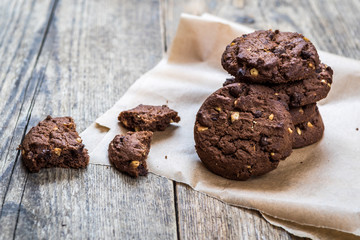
[293,109,324,149]
[221,30,320,84]
[224,63,333,107]
[194,83,294,181]
[289,103,317,125]
[19,116,89,173]
[108,131,152,177]
[273,63,332,107]
[118,104,180,131]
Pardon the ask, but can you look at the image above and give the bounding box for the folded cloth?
[81,13,360,240]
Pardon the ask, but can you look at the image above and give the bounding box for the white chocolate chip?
[130,161,140,168]
[231,112,240,123]
[296,127,302,135]
[54,148,61,156]
[250,68,258,77]
[197,126,208,131]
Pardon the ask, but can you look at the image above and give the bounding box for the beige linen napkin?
[81,14,360,239]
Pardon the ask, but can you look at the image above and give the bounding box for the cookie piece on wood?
[19,116,89,173]
[108,131,153,177]
[118,104,180,131]
[194,83,294,181]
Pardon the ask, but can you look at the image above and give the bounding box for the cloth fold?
[81,13,360,240]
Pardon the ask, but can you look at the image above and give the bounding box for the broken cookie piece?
[19,116,89,173]
[108,131,153,177]
[118,104,180,131]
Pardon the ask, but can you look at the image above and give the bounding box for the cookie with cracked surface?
[224,63,333,107]
[289,103,317,125]
[273,63,332,107]
[118,104,180,132]
[108,131,152,177]
[293,108,324,149]
[221,30,320,84]
[194,83,294,181]
[19,116,89,173]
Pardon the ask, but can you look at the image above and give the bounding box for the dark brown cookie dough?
[289,103,317,125]
[108,131,152,177]
[221,30,320,84]
[194,83,294,181]
[224,63,333,107]
[118,104,180,131]
[19,116,89,173]
[293,109,324,149]
[273,63,332,107]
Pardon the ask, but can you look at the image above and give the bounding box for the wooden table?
[1,0,359,239]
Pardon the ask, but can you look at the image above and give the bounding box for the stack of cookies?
[194,30,332,181]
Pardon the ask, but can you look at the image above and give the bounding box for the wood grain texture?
[176,184,295,240]
[0,0,56,238]
[1,0,177,239]
[163,0,360,239]
[1,0,359,239]
[163,0,360,60]
[15,166,176,239]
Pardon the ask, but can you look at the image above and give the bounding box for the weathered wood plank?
[2,0,177,239]
[0,0,57,238]
[16,166,176,239]
[176,184,296,240]
[164,0,360,239]
[164,0,360,60]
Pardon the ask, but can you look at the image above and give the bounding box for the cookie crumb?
[165,155,168,159]
[356,128,359,131]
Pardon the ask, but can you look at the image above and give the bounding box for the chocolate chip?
[223,78,236,86]
[211,115,218,121]
[254,110,262,118]
[237,68,246,77]
[291,92,303,106]
[315,68,322,73]
[300,50,312,59]
[229,85,243,97]
[260,136,269,146]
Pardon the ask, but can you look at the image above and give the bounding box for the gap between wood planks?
[0,1,59,238]
[159,1,181,239]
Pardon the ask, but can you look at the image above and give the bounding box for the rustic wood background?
[1,0,359,239]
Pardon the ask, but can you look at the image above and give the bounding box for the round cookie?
[223,63,333,107]
[194,83,294,181]
[221,30,320,84]
[293,109,324,149]
[289,103,317,125]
